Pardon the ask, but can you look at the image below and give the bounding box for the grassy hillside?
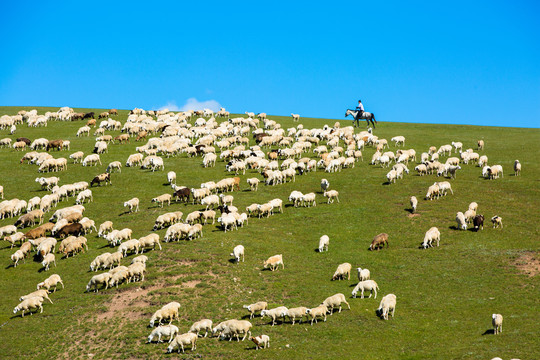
[0,106,538,360]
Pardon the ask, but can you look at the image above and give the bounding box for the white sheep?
[151,194,172,208]
[189,319,213,337]
[98,221,113,237]
[11,249,26,267]
[410,196,418,213]
[306,304,328,325]
[167,171,177,185]
[332,263,352,280]
[377,294,397,320]
[422,227,441,248]
[37,274,64,292]
[451,141,463,153]
[456,212,467,230]
[106,161,122,173]
[263,254,284,271]
[86,272,111,292]
[391,136,405,147]
[138,233,162,252]
[13,297,43,317]
[357,267,370,281]
[247,177,260,191]
[282,307,308,325]
[352,280,379,298]
[147,324,179,343]
[318,235,329,252]
[150,302,181,327]
[41,253,56,271]
[492,313,503,334]
[322,293,350,314]
[219,320,253,342]
[167,332,197,353]
[323,190,340,204]
[243,302,268,319]
[123,198,139,213]
[261,307,288,326]
[301,192,316,207]
[19,289,53,304]
[230,245,244,263]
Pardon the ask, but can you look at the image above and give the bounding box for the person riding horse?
[355,100,364,120]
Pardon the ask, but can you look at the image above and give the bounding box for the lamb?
[352,280,379,298]
[138,233,162,252]
[189,319,213,337]
[243,302,268,319]
[261,307,288,326]
[37,274,64,292]
[473,215,485,231]
[410,196,418,213]
[369,233,389,250]
[13,297,43,317]
[19,289,53,304]
[263,254,284,271]
[322,293,350,314]
[41,253,56,271]
[323,190,340,204]
[377,294,397,320]
[306,304,328,325]
[151,194,172,208]
[319,235,329,252]
[167,333,198,353]
[456,212,467,230]
[357,267,371,281]
[491,215,503,228]
[492,313,503,334]
[230,245,244,263]
[332,262,352,280]
[514,160,521,176]
[98,221,113,237]
[422,227,441,248]
[150,302,181,327]
[86,273,112,292]
[250,334,270,349]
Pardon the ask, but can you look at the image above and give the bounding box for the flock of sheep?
[0,106,519,356]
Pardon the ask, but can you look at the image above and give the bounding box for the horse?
[345,109,377,128]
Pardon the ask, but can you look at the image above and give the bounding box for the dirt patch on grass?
[183,280,201,288]
[97,286,154,321]
[407,213,421,218]
[514,251,540,277]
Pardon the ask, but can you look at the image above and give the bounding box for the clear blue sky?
[1,0,539,128]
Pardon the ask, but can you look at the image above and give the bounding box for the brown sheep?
[110,109,118,116]
[86,119,96,127]
[36,222,55,235]
[47,140,63,151]
[369,233,389,251]
[98,112,109,119]
[233,177,241,191]
[24,227,46,240]
[57,223,83,239]
[135,131,148,141]
[114,134,130,144]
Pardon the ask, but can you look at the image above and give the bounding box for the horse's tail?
[372,113,377,124]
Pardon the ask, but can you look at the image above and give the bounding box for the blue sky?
[1,1,539,127]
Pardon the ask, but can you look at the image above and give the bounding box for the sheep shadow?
[5,264,16,269]
[448,225,459,230]
[37,267,47,273]
[162,182,171,186]
[228,258,239,264]
[382,181,391,186]
[284,204,295,208]
[118,211,132,217]
[482,329,495,335]
[405,208,415,214]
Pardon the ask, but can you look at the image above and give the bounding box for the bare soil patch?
[514,251,540,277]
[407,213,421,218]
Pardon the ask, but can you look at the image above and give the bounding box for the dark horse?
[345,109,377,128]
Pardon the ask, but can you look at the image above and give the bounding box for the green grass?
[0,106,538,360]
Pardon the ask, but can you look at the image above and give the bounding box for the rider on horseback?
[355,100,364,119]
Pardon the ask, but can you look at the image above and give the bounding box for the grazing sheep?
[464,209,476,224]
[332,262,352,280]
[230,245,244,263]
[4,232,25,248]
[13,297,43,317]
[147,324,180,343]
[261,307,288,326]
[322,293,350,314]
[138,233,162,252]
[319,235,329,252]
[282,307,308,325]
[386,169,398,183]
[377,294,397,320]
[369,233,389,251]
[422,227,441,248]
[98,221,113,237]
[410,196,418,213]
[352,280,379,298]
[151,194,172,208]
[477,140,484,150]
[150,302,181,327]
[246,178,260,191]
[492,314,503,334]
[425,183,440,200]
[301,192,316,207]
[86,273,112,292]
[250,334,270,349]
[167,333,197,353]
[167,171,176,185]
[473,215,485,231]
[219,320,253,341]
[189,319,213,338]
[448,165,461,179]
[263,254,284,271]
[11,249,26,267]
[514,160,521,176]
[488,165,503,179]
[469,202,478,212]
[106,161,122,173]
[456,212,467,230]
[357,267,371,281]
[291,113,300,121]
[41,253,56,271]
[19,289,53,304]
[37,274,64,292]
[306,304,328,325]
[491,215,503,228]
[131,254,148,265]
[123,198,139,213]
